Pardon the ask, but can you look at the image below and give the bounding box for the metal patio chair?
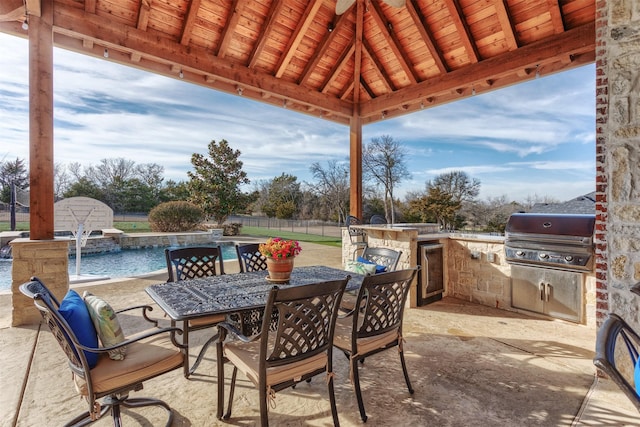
[594,312,640,412]
[216,278,349,426]
[165,245,225,377]
[20,277,183,427]
[347,215,368,260]
[235,243,268,273]
[333,267,419,422]
[360,246,402,272]
[369,214,387,224]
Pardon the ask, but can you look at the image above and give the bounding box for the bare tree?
[427,171,480,203]
[362,135,410,224]
[309,160,350,223]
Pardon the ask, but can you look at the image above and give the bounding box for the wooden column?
[28,0,54,240]
[349,0,364,221]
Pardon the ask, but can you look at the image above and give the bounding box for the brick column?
[11,238,69,326]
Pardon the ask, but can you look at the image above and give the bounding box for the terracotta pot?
[266,257,295,282]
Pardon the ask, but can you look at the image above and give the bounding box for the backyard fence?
[227,216,343,238]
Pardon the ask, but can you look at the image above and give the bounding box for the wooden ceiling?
[1,0,595,125]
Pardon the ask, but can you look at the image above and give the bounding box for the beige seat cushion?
[224,339,327,388]
[188,313,226,328]
[75,331,183,395]
[333,316,399,355]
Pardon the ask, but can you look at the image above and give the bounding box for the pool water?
[0,243,237,292]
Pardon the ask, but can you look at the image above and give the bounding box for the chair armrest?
[217,321,259,343]
[75,326,183,353]
[115,305,158,327]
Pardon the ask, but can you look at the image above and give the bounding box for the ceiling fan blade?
[383,0,406,7]
[336,0,356,15]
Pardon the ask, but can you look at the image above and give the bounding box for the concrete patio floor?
[1,241,638,426]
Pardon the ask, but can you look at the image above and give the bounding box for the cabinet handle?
[540,283,545,301]
[544,283,550,302]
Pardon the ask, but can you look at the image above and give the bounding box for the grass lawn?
[0,222,342,248]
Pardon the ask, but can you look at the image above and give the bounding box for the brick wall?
[596,0,640,327]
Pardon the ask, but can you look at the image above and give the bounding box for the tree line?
[0,136,557,232]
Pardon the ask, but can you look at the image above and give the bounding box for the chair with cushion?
[360,246,402,272]
[236,243,268,273]
[347,215,368,260]
[165,245,225,377]
[216,278,349,426]
[20,277,184,427]
[333,267,419,422]
[594,312,640,412]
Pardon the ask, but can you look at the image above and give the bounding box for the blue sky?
[0,32,595,203]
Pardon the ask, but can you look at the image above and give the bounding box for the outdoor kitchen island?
[342,222,597,327]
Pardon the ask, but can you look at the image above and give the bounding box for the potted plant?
[259,238,302,282]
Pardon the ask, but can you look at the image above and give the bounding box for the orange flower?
[258,237,302,259]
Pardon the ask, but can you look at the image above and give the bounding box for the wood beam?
[274,0,323,78]
[368,0,418,84]
[247,0,285,69]
[360,23,595,120]
[29,0,54,240]
[180,0,199,45]
[362,39,394,92]
[52,6,354,119]
[443,0,479,63]
[494,0,518,51]
[407,0,448,73]
[298,13,350,85]
[547,0,566,33]
[320,42,355,94]
[217,0,244,58]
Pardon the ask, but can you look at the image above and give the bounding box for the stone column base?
[10,238,70,326]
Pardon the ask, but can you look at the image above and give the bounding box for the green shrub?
[148,201,204,232]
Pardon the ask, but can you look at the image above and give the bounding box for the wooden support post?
[28,0,55,240]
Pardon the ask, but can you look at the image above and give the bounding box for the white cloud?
[0,33,595,203]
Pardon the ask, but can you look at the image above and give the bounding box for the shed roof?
[0,0,595,126]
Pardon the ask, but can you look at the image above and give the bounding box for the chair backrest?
[260,278,348,370]
[594,313,640,411]
[361,246,402,271]
[349,268,419,342]
[165,246,225,281]
[19,278,93,383]
[236,243,268,273]
[369,214,387,224]
[347,215,366,241]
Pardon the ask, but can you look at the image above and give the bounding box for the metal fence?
[227,216,343,238]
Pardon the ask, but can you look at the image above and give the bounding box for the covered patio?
[1,0,640,424]
[1,241,638,425]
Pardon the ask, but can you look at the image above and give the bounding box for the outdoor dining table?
[145,265,365,331]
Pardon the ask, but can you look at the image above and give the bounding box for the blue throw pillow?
[59,289,99,368]
[357,256,387,274]
[635,356,640,396]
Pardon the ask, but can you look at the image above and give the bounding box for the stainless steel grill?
[504,213,595,272]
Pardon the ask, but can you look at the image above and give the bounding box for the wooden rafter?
[247,0,286,69]
[180,0,198,45]
[362,39,394,92]
[321,40,355,94]
[217,0,243,58]
[547,0,566,33]
[443,0,480,64]
[368,0,418,84]
[298,12,350,85]
[494,0,518,51]
[274,0,323,78]
[407,0,448,74]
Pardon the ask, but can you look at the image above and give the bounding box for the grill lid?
[505,213,595,238]
[504,213,595,272]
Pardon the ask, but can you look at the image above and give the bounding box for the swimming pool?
[0,242,237,292]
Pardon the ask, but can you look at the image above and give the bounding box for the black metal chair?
[369,214,387,224]
[235,243,268,273]
[165,245,226,377]
[347,215,368,260]
[216,278,349,426]
[20,277,184,427]
[594,312,640,412]
[333,267,419,422]
[360,246,402,272]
